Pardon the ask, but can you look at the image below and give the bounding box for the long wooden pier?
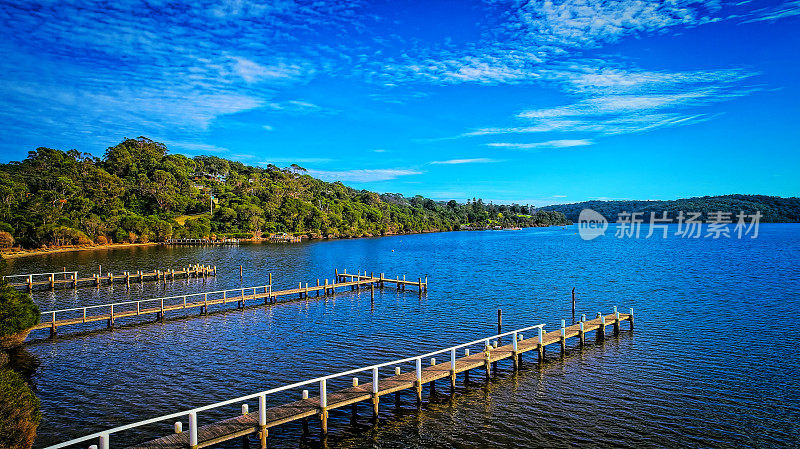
[32,270,426,338]
[5,265,216,292]
[45,308,633,449]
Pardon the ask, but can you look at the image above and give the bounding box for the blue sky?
[1,0,798,205]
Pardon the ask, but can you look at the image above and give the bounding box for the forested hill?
[0,137,569,249]
[541,195,800,223]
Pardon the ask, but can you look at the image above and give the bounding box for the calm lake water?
[10,224,800,448]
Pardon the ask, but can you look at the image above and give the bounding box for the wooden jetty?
[268,233,302,243]
[32,269,426,338]
[46,308,633,449]
[163,239,240,245]
[4,265,216,292]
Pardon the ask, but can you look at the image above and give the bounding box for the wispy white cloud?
[487,140,592,149]
[307,168,423,182]
[430,158,501,165]
[740,1,800,22]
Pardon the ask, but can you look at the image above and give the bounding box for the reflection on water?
[10,225,800,448]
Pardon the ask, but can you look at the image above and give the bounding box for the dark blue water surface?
[9,224,800,448]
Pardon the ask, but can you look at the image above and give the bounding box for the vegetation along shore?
[0,137,569,251]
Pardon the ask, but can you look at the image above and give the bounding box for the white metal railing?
[3,271,78,283]
[45,322,547,449]
[39,284,273,325]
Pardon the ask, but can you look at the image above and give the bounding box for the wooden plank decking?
[7,265,216,292]
[32,271,426,337]
[126,313,633,449]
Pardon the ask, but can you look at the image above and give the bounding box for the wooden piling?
[572,287,576,323]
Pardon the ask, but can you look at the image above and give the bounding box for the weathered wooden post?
[319,379,328,434]
[316,279,320,296]
[98,433,109,449]
[298,282,303,299]
[424,276,428,291]
[380,273,385,288]
[418,278,422,295]
[464,349,471,384]
[415,357,423,404]
[429,358,437,394]
[26,275,32,292]
[107,304,114,329]
[324,279,329,297]
[512,331,519,369]
[403,274,406,291]
[174,421,182,434]
[560,319,566,355]
[572,287,576,323]
[370,284,375,303]
[50,311,57,339]
[351,377,359,418]
[629,308,635,329]
[49,274,54,290]
[497,309,502,334]
[579,321,585,347]
[298,390,310,435]
[537,327,545,364]
[239,265,243,279]
[613,306,620,335]
[597,313,606,342]
[394,367,402,405]
[450,348,457,391]
[188,411,198,449]
[484,341,492,378]
[258,394,267,448]
[159,298,165,322]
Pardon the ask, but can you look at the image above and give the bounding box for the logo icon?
[578,209,608,241]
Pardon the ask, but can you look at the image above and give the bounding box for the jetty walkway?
[4,265,216,292]
[32,269,427,338]
[46,308,633,449]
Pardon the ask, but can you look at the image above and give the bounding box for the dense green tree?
[0,137,575,248]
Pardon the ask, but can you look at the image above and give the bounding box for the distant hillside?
[0,137,569,249]
[540,195,800,223]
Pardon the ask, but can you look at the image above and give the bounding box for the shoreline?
[0,224,564,260]
[1,242,160,259]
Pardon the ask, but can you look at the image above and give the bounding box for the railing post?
[98,432,109,449]
[320,379,328,434]
[450,347,457,390]
[371,367,380,417]
[512,331,519,368]
[629,307,635,329]
[258,393,267,448]
[188,411,198,449]
[598,314,606,341]
[415,357,423,403]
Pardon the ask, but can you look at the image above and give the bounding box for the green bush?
[0,285,39,338]
[0,368,40,449]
